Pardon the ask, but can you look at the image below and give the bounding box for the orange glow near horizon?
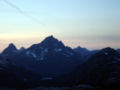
[0,35,120,52]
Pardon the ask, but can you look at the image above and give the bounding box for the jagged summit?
[99,47,118,56]
[1,43,18,55]
[27,35,65,49]
[42,35,56,41]
[27,35,64,50]
[41,35,58,43]
[87,47,120,64]
[44,35,54,40]
[101,47,115,51]
[40,35,64,47]
[8,43,17,50]
[25,35,76,62]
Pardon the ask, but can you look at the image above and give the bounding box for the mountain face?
[0,36,120,88]
[62,47,120,87]
[26,36,75,61]
[1,36,81,77]
[0,55,42,88]
[1,43,18,57]
[117,49,120,53]
[24,36,81,76]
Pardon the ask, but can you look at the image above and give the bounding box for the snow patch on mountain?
[44,48,48,52]
[40,51,44,60]
[26,51,31,56]
[54,48,62,52]
[26,51,37,58]
[104,52,108,55]
[31,52,37,58]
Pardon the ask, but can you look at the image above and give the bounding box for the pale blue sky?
[0,0,120,51]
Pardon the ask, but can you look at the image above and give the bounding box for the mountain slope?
[25,36,81,76]
[1,36,81,77]
[1,43,18,57]
[54,47,120,87]
[73,46,99,63]
[0,55,42,88]
[72,47,120,87]
[117,49,120,53]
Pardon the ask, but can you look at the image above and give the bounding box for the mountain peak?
[101,47,117,53]
[95,47,119,57]
[42,35,57,42]
[47,35,54,39]
[2,43,18,55]
[19,47,25,52]
[8,43,16,48]
[40,35,64,48]
[7,43,18,51]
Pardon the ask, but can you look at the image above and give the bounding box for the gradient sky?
[0,0,120,51]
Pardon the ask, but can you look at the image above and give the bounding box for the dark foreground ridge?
[0,36,120,89]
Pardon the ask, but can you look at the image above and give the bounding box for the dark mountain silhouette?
[57,47,120,88]
[117,49,120,53]
[2,43,18,56]
[73,46,99,63]
[19,47,26,52]
[1,36,81,77]
[0,55,42,89]
[74,46,90,54]
[0,36,120,89]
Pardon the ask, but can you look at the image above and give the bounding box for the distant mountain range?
[46,47,120,88]
[1,36,82,77]
[73,46,99,63]
[63,47,120,87]
[0,35,120,89]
